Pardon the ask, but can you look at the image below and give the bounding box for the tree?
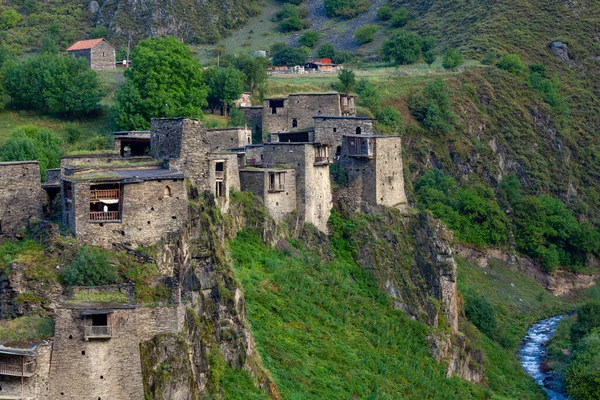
[204,67,245,115]
[421,36,436,53]
[337,69,356,92]
[63,247,119,288]
[113,36,208,130]
[423,51,436,66]
[0,126,62,181]
[390,8,409,28]
[39,35,58,54]
[354,25,378,44]
[324,0,369,19]
[442,49,463,70]
[270,43,309,66]
[229,54,269,94]
[408,78,456,135]
[317,43,336,59]
[377,6,393,21]
[299,31,320,48]
[496,54,526,74]
[2,54,103,115]
[381,31,423,65]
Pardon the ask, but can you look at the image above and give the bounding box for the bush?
[356,78,381,111]
[298,31,320,47]
[390,8,409,28]
[1,9,21,29]
[270,43,310,66]
[565,331,600,400]
[480,50,497,65]
[408,78,456,135]
[381,31,423,65]
[570,301,600,344]
[376,106,403,134]
[354,24,378,44]
[337,69,356,92]
[464,291,498,337]
[423,50,436,66]
[63,247,120,288]
[377,6,393,21]
[317,42,335,59]
[442,49,463,70]
[0,126,62,181]
[324,0,369,18]
[496,54,526,74]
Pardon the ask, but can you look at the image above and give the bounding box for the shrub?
[421,36,436,52]
[408,78,456,135]
[317,42,335,59]
[464,291,498,337]
[565,331,600,400]
[324,0,370,18]
[390,8,409,28]
[480,50,497,65]
[63,247,120,288]
[337,69,356,92]
[355,78,381,111]
[423,50,436,66]
[298,31,320,47]
[442,49,463,70]
[381,31,423,65]
[1,9,21,29]
[376,106,403,134]
[496,54,526,74]
[354,24,378,44]
[377,6,393,21]
[270,43,310,66]
[570,301,600,344]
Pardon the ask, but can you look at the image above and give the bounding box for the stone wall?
[244,145,264,166]
[68,178,188,248]
[313,116,374,150]
[262,93,346,134]
[60,153,120,174]
[152,118,212,192]
[239,168,297,220]
[241,106,263,141]
[0,161,45,237]
[91,41,116,70]
[206,128,252,151]
[136,305,185,342]
[48,308,145,399]
[263,143,331,232]
[208,153,240,213]
[337,136,406,211]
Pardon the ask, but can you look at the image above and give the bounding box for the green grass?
[65,291,130,305]
[232,229,487,399]
[0,316,55,345]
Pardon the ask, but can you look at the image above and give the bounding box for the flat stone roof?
[344,134,398,139]
[206,127,249,132]
[62,152,119,159]
[0,345,38,357]
[113,130,150,136]
[67,168,185,182]
[0,160,39,166]
[313,115,374,120]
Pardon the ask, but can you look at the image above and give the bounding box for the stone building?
[240,106,263,142]
[0,344,51,400]
[66,38,116,70]
[336,134,407,211]
[0,161,45,237]
[313,115,375,154]
[262,143,332,232]
[262,93,356,134]
[61,164,188,248]
[240,168,297,220]
[206,127,252,151]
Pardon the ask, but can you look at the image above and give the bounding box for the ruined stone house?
[66,38,116,71]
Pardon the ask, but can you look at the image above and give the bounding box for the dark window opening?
[82,351,85,355]
[277,132,309,143]
[292,119,298,128]
[356,127,362,135]
[269,99,284,114]
[89,183,121,222]
[215,162,224,180]
[268,172,285,192]
[120,140,149,157]
[215,181,225,197]
[333,127,337,133]
[91,314,107,326]
[335,146,341,159]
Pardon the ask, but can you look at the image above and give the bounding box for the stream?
[518,315,570,400]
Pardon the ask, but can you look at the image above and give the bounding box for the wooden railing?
[268,183,285,192]
[85,326,112,339]
[215,171,224,180]
[90,189,120,200]
[89,211,120,221]
[314,156,331,164]
[0,361,34,377]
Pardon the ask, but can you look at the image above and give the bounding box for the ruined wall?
[240,169,297,220]
[90,41,116,70]
[241,107,264,141]
[313,116,374,149]
[70,178,188,248]
[135,305,186,342]
[244,145,264,166]
[206,128,252,151]
[374,137,406,208]
[48,308,145,399]
[0,342,52,400]
[262,98,289,134]
[208,153,240,213]
[0,161,45,237]
[152,118,212,192]
[263,143,331,232]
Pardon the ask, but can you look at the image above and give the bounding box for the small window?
[164,186,172,197]
[215,181,225,197]
[292,119,298,128]
[268,172,285,192]
[215,162,224,180]
[333,127,337,133]
[356,127,362,135]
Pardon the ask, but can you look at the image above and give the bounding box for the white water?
[518,315,570,400]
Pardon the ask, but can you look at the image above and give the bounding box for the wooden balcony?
[84,326,112,340]
[268,184,285,192]
[90,189,120,200]
[89,211,120,222]
[314,156,332,165]
[0,361,34,377]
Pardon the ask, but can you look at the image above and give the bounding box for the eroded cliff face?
[140,193,278,399]
[93,0,260,46]
[334,206,483,382]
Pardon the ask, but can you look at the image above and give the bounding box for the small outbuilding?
[67,38,116,70]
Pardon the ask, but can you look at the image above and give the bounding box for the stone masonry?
[313,116,375,151]
[0,161,45,237]
[206,127,252,151]
[67,39,116,70]
[239,168,297,220]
